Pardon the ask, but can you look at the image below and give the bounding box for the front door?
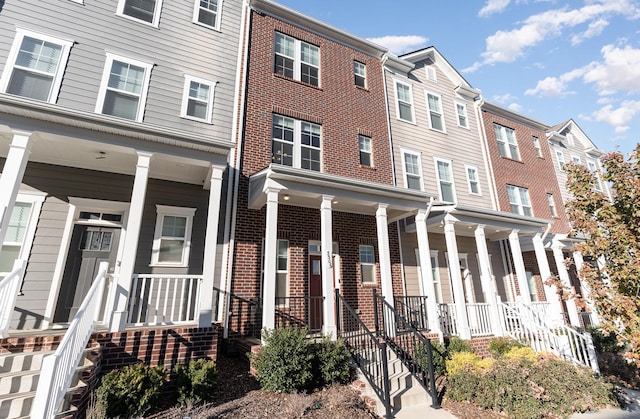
[309,254,323,331]
[54,225,120,323]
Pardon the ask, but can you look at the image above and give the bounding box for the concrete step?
[0,351,54,374]
[0,369,39,394]
[0,391,34,419]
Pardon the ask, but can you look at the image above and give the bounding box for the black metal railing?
[213,287,262,340]
[336,290,391,418]
[374,290,441,409]
[393,295,430,331]
[275,296,324,333]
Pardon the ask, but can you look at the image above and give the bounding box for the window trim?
[414,248,442,303]
[274,32,320,87]
[271,114,322,171]
[180,74,216,123]
[358,134,372,167]
[465,165,482,196]
[547,193,557,217]
[354,60,366,88]
[116,0,163,27]
[434,157,456,203]
[0,28,74,104]
[571,155,582,165]
[556,150,566,171]
[359,244,376,283]
[150,205,195,267]
[587,160,604,191]
[425,90,446,133]
[532,136,543,158]
[275,239,290,305]
[494,123,520,161]
[95,53,153,122]
[394,79,415,123]
[192,0,223,31]
[0,193,45,276]
[455,101,469,129]
[400,148,424,191]
[506,185,533,217]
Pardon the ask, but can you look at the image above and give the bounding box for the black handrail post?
[380,340,392,419]
[373,289,380,337]
[424,337,440,409]
[335,288,341,335]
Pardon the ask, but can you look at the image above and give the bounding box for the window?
[394,80,415,122]
[455,102,468,128]
[193,0,222,30]
[0,194,44,278]
[96,54,153,122]
[358,134,372,167]
[181,75,215,122]
[425,66,437,82]
[274,32,319,86]
[401,149,423,190]
[276,239,289,302]
[547,193,557,217]
[0,29,73,103]
[556,151,566,171]
[272,114,321,171]
[426,92,445,132]
[117,0,163,26]
[359,244,376,283]
[435,158,455,202]
[506,185,532,216]
[494,124,520,160]
[532,136,543,158]
[572,155,581,165]
[526,271,538,301]
[151,206,195,267]
[414,249,442,303]
[588,160,604,191]
[566,133,575,146]
[354,61,366,88]
[465,165,481,195]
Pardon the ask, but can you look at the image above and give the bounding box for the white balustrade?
[466,303,493,337]
[0,259,26,338]
[438,303,458,336]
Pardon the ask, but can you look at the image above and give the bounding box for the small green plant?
[313,336,351,386]
[446,337,472,355]
[415,339,446,376]
[174,358,218,406]
[96,363,166,418]
[488,337,524,357]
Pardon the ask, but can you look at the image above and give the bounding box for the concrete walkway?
[570,388,640,419]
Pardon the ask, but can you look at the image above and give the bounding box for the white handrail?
[0,259,26,338]
[466,303,493,337]
[438,303,458,336]
[31,262,110,419]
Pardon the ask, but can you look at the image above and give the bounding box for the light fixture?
[283,194,290,201]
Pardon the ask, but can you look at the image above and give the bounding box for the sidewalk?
[570,388,640,419]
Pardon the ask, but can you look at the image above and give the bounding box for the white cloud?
[525,67,587,96]
[366,35,428,55]
[479,0,511,17]
[493,93,518,103]
[508,102,523,112]
[590,100,640,132]
[571,18,609,45]
[583,44,640,95]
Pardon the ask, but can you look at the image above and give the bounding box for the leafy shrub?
[415,340,446,376]
[446,337,472,355]
[503,346,536,363]
[97,363,166,418]
[314,336,351,386]
[174,358,218,406]
[488,337,524,357]
[252,327,314,392]
[589,327,624,354]
[446,351,495,375]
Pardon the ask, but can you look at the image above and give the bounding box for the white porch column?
[508,230,531,303]
[573,251,600,326]
[0,131,32,249]
[552,242,581,327]
[110,151,152,332]
[474,225,502,336]
[376,204,394,307]
[444,218,470,339]
[532,234,564,326]
[261,188,279,338]
[320,195,336,338]
[198,166,224,327]
[415,209,440,333]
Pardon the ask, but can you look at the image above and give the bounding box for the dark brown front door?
[309,254,323,331]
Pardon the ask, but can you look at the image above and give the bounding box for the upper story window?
[426,92,445,132]
[455,102,468,128]
[572,155,581,165]
[358,134,372,167]
[151,205,195,267]
[401,149,423,190]
[465,165,481,195]
[272,114,321,171]
[532,136,543,158]
[394,80,415,123]
[587,160,604,191]
[117,0,163,26]
[274,32,319,87]
[494,123,520,160]
[435,158,455,202]
[354,61,366,88]
[193,0,222,30]
[0,29,73,103]
[556,151,566,171]
[547,193,557,217]
[95,53,153,122]
[180,75,215,123]
[359,244,376,283]
[507,185,532,217]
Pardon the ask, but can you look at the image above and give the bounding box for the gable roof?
[547,119,604,157]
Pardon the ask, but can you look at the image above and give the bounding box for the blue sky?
[275,0,640,156]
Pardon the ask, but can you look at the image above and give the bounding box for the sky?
[275,0,640,157]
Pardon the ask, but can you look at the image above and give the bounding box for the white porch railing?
[0,259,26,338]
[506,301,550,321]
[466,303,492,337]
[31,262,110,419]
[438,303,458,336]
[127,274,202,326]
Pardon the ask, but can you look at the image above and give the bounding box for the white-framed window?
[556,151,566,171]
[414,248,442,303]
[117,0,163,26]
[426,91,446,132]
[547,193,557,217]
[572,155,581,165]
[180,75,215,123]
[533,136,543,158]
[0,29,73,103]
[0,193,45,278]
[271,114,321,171]
[507,185,533,217]
[359,244,376,283]
[435,158,455,202]
[193,0,222,30]
[526,271,538,301]
[425,66,437,82]
[276,239,289,302]
[587,160,604,191]
[151,205,195,267]
[274,32,319,87]
[455,102,468,129]
[95,53,153,122]
[354,61,366,88]
[394,80,415,123]
[566,133,575,146]
[494,123,520,160]
[465,165,481,195]
[358,134,372,167]
[401,149,423,190]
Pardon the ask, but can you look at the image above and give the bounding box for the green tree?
[565,145,640,366]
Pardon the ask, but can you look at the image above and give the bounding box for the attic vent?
[426,66,437,82]
[566,133,575,146]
